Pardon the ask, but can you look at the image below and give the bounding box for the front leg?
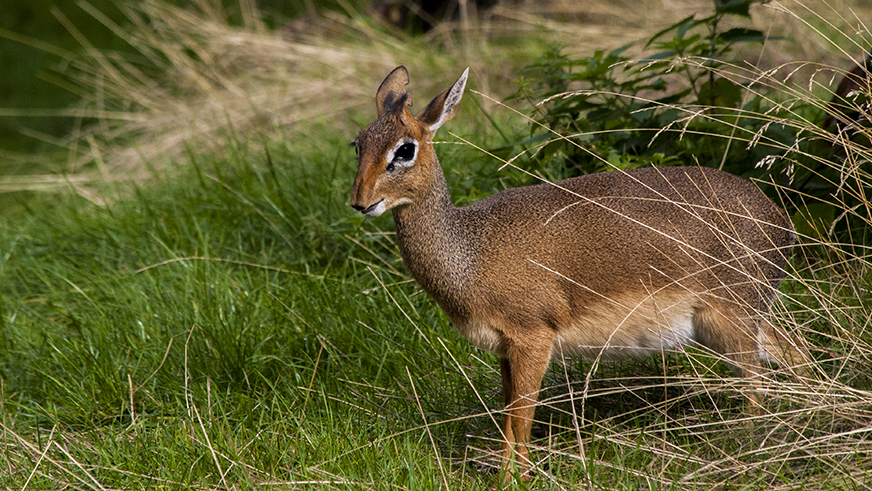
[499,339,553,483]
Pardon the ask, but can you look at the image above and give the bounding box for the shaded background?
[0,0,356,156]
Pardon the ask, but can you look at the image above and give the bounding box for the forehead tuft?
[357,111,420,151]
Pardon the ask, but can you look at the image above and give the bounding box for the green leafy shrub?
[505,0,872,246]
[507,0,793,183]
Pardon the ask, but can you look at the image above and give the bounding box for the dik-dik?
[350,66,801,479]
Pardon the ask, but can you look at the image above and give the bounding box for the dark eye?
[394,142,415,161]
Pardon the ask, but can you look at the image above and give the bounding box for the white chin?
[364,200,387,217]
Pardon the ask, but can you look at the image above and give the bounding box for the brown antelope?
[350,66,802,480]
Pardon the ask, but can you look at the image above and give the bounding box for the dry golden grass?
[7,0,870,198]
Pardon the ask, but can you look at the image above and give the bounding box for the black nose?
[351,204,365,212]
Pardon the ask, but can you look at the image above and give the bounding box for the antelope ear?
[376,66,412,117]
[417,68,468,133]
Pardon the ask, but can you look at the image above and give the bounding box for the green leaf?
[698,77,743,107]
[643,50,678,62]
[492,133,550,155]
[716,0,764,18]
[676,17,701,39]
[718,27,767,44]
[607,45,632,59]
[792,203,836,240]
[546,138,568,158]
[645,15,697,48]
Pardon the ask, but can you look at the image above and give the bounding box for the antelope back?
[351,66,468,217]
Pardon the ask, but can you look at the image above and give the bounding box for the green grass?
[0,122,512,488]
[2,0,872,489]
[2,114,870,490]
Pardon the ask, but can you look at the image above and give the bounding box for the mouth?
[360,199,386,217]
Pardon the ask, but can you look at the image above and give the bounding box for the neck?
[392,167,474,317]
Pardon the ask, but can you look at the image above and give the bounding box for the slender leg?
[735,339,766,413]
[500,358,515,445]
[499,341,552,483]
[760,321,808,377]
[694,303,767,412]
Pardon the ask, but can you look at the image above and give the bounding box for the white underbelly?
[452,290,703,360]
[553,311,695,358]
[453,302,697,358]
[553,293,697,358]
[455,319,504,354]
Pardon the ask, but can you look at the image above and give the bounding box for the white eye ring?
[386,138,417,169]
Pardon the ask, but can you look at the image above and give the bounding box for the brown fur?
[351,66,802,481]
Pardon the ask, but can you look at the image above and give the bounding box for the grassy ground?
[2,0,872,489]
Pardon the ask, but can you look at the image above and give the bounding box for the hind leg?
[758,321,808,377]
[692,302,768,410]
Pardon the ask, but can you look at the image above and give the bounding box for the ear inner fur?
[376,66,412,118]
[417,67,468,132]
